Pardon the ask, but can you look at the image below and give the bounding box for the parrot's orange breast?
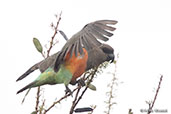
[64,48,88,81]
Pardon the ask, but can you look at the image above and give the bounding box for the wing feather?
[54,20,117,71]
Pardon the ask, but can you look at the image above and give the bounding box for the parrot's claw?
[65,86,73,96]
[70,80,77,85]
[69,78,85,86]
[77,78,85,87]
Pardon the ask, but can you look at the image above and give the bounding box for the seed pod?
[74,107,93,113]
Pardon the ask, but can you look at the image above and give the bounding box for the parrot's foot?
[70,80,77,85]
[77,78,85,87]
[65,85,72,96]
[69,78,85,86]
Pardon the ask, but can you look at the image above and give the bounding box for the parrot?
[16,20,117,94]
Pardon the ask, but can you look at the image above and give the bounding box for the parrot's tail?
[16,62,41,82]
[17,81,37,94]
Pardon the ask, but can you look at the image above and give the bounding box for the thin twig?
[39,100,45,114]
[35,87,41,112]
[21,88,31,104]
[69,86,81,114]
[105,54,119,114]
[147,75,163,114]
[43,86,80,114]
[41,52,46,58]
[35,52,46,112]
[47,12,62,57]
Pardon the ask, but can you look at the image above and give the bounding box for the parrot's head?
[101,44,115,63]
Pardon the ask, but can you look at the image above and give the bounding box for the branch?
[147,75,163,114]
[35,12,62,113]
[35,50,46,113]
[69,86,81,114]
[43,69,97,114]
[105,54,119,114]
[43,86,80,114]
[35,87,41,113]
[39,99,45,114]
[69,68,98,114]
[47,12,62,57]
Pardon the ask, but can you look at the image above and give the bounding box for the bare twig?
[47,12,62,57]
[69,86,82,114]
[105,75,117,114]
[35,50,46,113]
[39,100,45,114]
[41,52,46,58]
[147,75,163,114]
[21,88,31,104]
[105,53,119,114]
[35,87,41,113]
[43,86,80,114]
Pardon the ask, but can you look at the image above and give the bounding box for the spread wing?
[54,20,117,71]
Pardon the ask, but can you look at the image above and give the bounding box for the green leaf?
[31,111,37,114]
[87,83,96,91]
[33,38,43,53]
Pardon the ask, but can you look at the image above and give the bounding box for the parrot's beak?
[110,54,115,63]
[107,53,115,63]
